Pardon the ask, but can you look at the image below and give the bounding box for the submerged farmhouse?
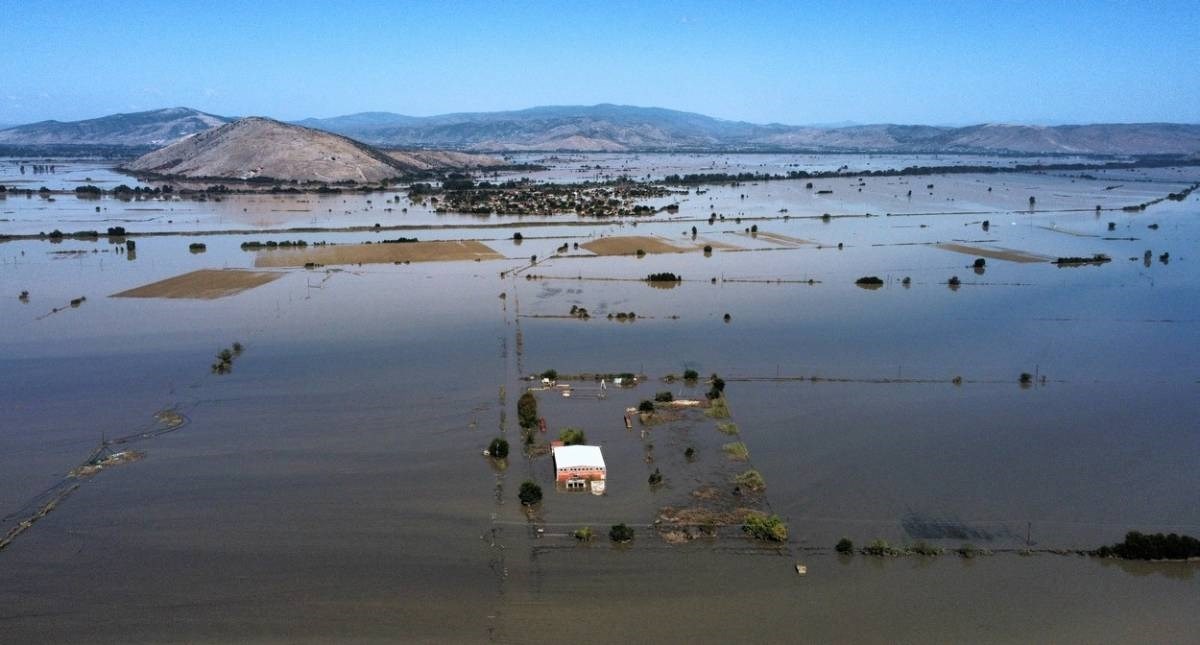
[552,444,606,493]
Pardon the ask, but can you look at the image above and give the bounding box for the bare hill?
[122,117,477,183]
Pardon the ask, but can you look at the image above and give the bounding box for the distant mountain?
[6,105,1199,156]
[0,107,230,147]
[121,117,501,183]
[296,105,1200,155]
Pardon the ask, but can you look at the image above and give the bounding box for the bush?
[910,541,943,556]
[488,437,509,459]
[648,468,663,486]
[646,272,681,282]
[517,391,538,429]
[574,526,594,541]
[948,276,961,286]
[1019,372,1033,384]
[683,369,699,381]
[973,258,986,269]
[609,523,635,543]
[558,427,587,445]
[654,391,673,403]
[540,369,558,381]
[716,422,739,435]
[518,481,542,506]
[733,469,765,492]
[862,539,901,556]
[855,276,884,286]
[835,537,854,554]
[706,398,731,419]
[722,442,749,461]
[743,513,788,542]
[638,400,655,413]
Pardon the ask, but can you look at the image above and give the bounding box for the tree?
[517,391,538,429]
[609,523,634,543]
[518,481,542,506]
[683,369,699,381]
[638,400,655,413]
[654,391,673,403]
[488,437,509,459]
[540,369,558,381]
[836,537,854,554]
[648,468,663,486]
[743,514,788,542]
[558,427,586,445]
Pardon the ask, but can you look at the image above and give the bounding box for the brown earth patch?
[253,240,502,267]
[111,269,282,299]
[581,235,692,256]
[935,243,1050,264]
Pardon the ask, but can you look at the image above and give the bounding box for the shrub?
[558,427,586,445]
[722,442,749,461]
[862,539,901,556]
[684,447,696,459]
[488,437,509,459]
[638,400,655,413]
[189,242,207,252]
[716,422,739,435]
[703,245,713,254]
[948,276,961,286]
[910,541,943,556]
[518,481,542,506]
[1019,372,1033,384]
[1092,531,1200,560]
[683,369,699,381]
[733,469,765,492]
[743,513,788,542]
[540,369,558,381]
[836,537,854,554]
[654,391,673,403]
[517,391,538,429]
[973,258,986,269]
[512,232,523,241]
[855,276,884,286]
[648,468,663,486]
[609,523,634,543]
[574,526,594,541]
[706,397,731,419]
[646,272,681,282]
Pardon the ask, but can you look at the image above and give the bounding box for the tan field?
[581,235,693,255]
[935,243,1051,263]
[111,269,282,299]
[253,240,503,267]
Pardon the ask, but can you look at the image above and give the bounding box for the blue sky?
[1,0,1196,125]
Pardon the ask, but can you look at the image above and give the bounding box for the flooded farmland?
[1,154,1198,643]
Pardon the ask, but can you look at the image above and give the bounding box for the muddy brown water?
[1,155,1198,642]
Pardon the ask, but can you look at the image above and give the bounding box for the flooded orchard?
[1,154,1198,643]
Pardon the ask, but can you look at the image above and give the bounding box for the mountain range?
[3,105,1199,155]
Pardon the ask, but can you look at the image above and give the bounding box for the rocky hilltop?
[122,117,499,183]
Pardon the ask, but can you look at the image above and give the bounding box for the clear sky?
[1,0,1196,126]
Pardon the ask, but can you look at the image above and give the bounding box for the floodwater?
[1,154,1198,643]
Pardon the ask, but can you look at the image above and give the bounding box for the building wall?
[555,466,606,482]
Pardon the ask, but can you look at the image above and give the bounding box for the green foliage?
[574,526,594,541]
[836,537,854,554]
[609,523,635,543]
[638,400,655,413]
[518,480,542,506]
[862,539,902,556]
[743,513,788,542]
[706,397,731,419]
[517,391,538,429]
[488,437,509,459]
[558,427,587,445]
[855,276,884,286]
[683,369,699,381]
[733,469,765,492]
[646,272,681,282]
[910,541,944,556]
[654,391,673,403]
[716,422,739,435]
[722,442,749,461]
[540,369,558,380]
[706,374,725,400]
[1092,531,1200,560]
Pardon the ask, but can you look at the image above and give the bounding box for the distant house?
[552,445,606,490]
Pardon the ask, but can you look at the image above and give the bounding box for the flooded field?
[1,153,1198,642]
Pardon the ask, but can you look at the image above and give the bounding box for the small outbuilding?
[552,445,606,491]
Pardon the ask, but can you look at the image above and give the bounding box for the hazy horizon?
[2,0,1197,126]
